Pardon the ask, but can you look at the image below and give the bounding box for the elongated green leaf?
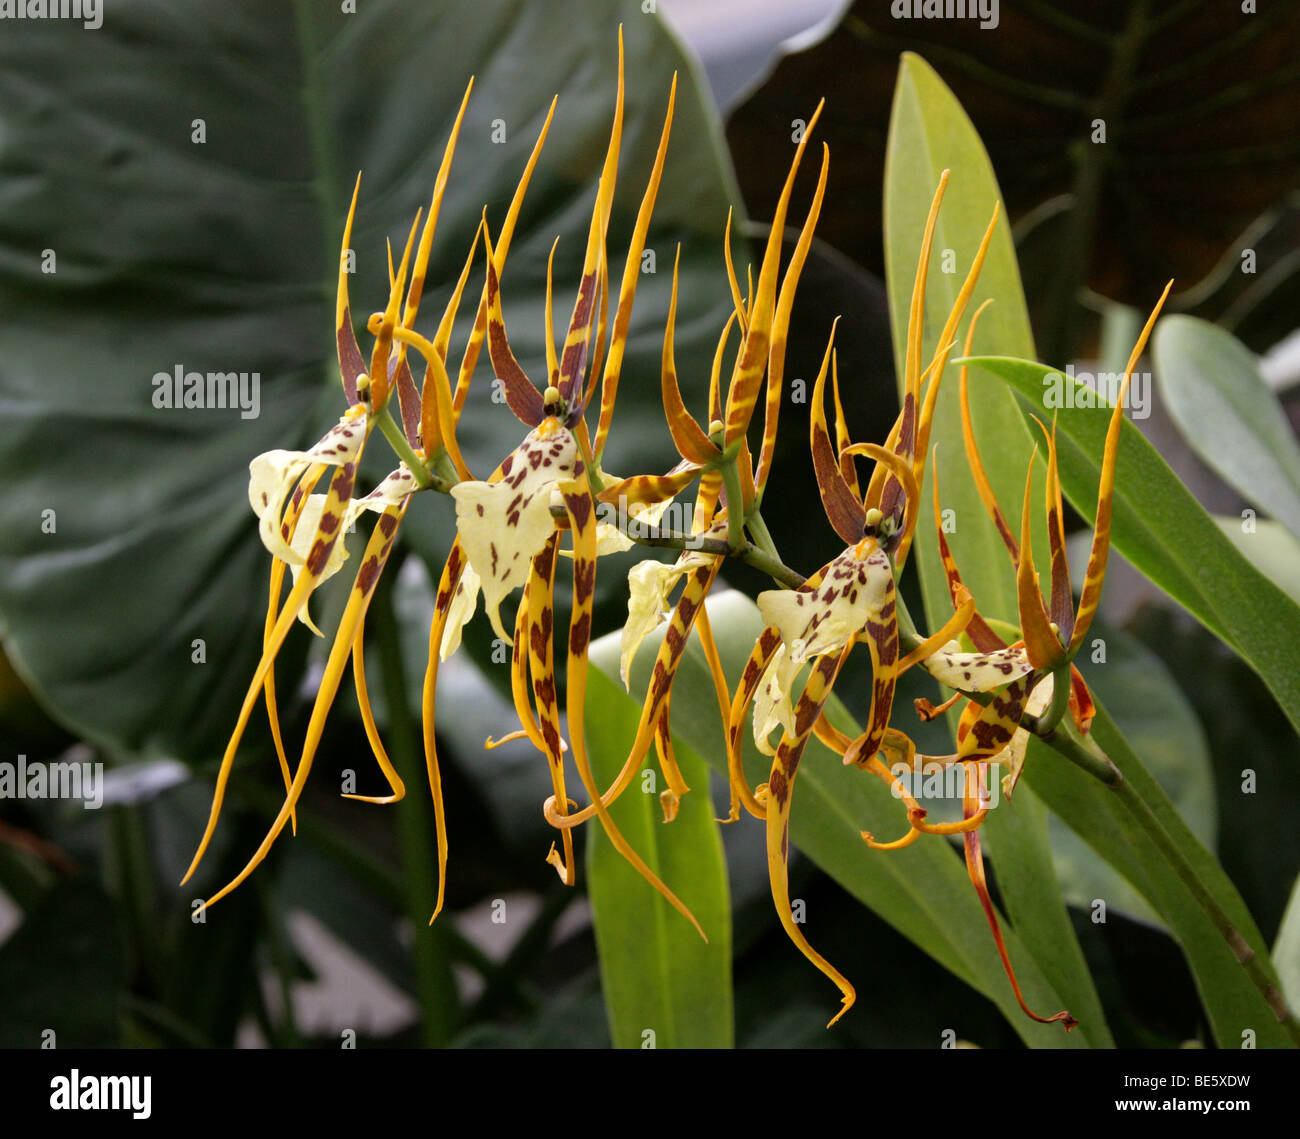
[883,51,1105,1039]
[0,0,738,763]
[584,649,732,1049]
[1154,316,1300,538]
[597,592,1104,1048]
[961,354,1300,736]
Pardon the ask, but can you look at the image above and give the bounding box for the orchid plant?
[179,35,1300,1046]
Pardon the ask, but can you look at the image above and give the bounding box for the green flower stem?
[1037,663,1073,735]
[744,507,781,562]
[576,428,606,496]
[430,449,459,487]
[720,458,747,552]
[742,542,805,590]
[1029,718,1300,1046]
[372,563,461,1046]
[544,502,806,589]
[375,406,436,490]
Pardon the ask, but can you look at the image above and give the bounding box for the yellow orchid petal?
[809,319,868,544]
[763,643,856,1026]
[722,207,748,334]
[953,674,1037,764]
[1016,457,1067,670]
[558,479,706,939]
[724,101,824,446]
[755,141,829,495]
[594,72,676,459]
[524,533,577,886]
[450,420,577,642]
[346,614,406,806]
[286,493,352,635]
[661,247,719,464]
[336,173,366,402]
[438,562,481,662]
[550,536,724,831]
[453,99,557,420]
[194,497,407,908]
[284,461,422,635]
[555,29,624,408]
[1069,280,1174,657]
[960,764,1075,1030]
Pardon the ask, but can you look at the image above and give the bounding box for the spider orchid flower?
[720,175,1000,1026]
[405,39,706,937]
[181,80,485,907]
[855,281,1174,1032]
[541,98,832,843]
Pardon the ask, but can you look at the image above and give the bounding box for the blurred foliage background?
[0,0,1297,1049]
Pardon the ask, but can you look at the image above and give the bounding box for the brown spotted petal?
[920,643,1035,694]
[450,420,578,642]
[757,541,891,664]
[248,406,369,566]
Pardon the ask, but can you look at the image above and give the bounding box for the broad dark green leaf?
[1153,315,1300,537]
[962,353,1300,736]
[0,0,737,763]
[583,648,733,1049]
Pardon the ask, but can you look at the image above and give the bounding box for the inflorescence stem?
[376,407,438,491]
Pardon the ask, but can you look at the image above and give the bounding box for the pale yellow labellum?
[618,544,712,687]
[439,565,481,662]
[757,543,891,664]
[451,421,578,644]
[752,643,800,756]
[920,643,1034,693]
[998,675,1054,799]
[248,407,368,566]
